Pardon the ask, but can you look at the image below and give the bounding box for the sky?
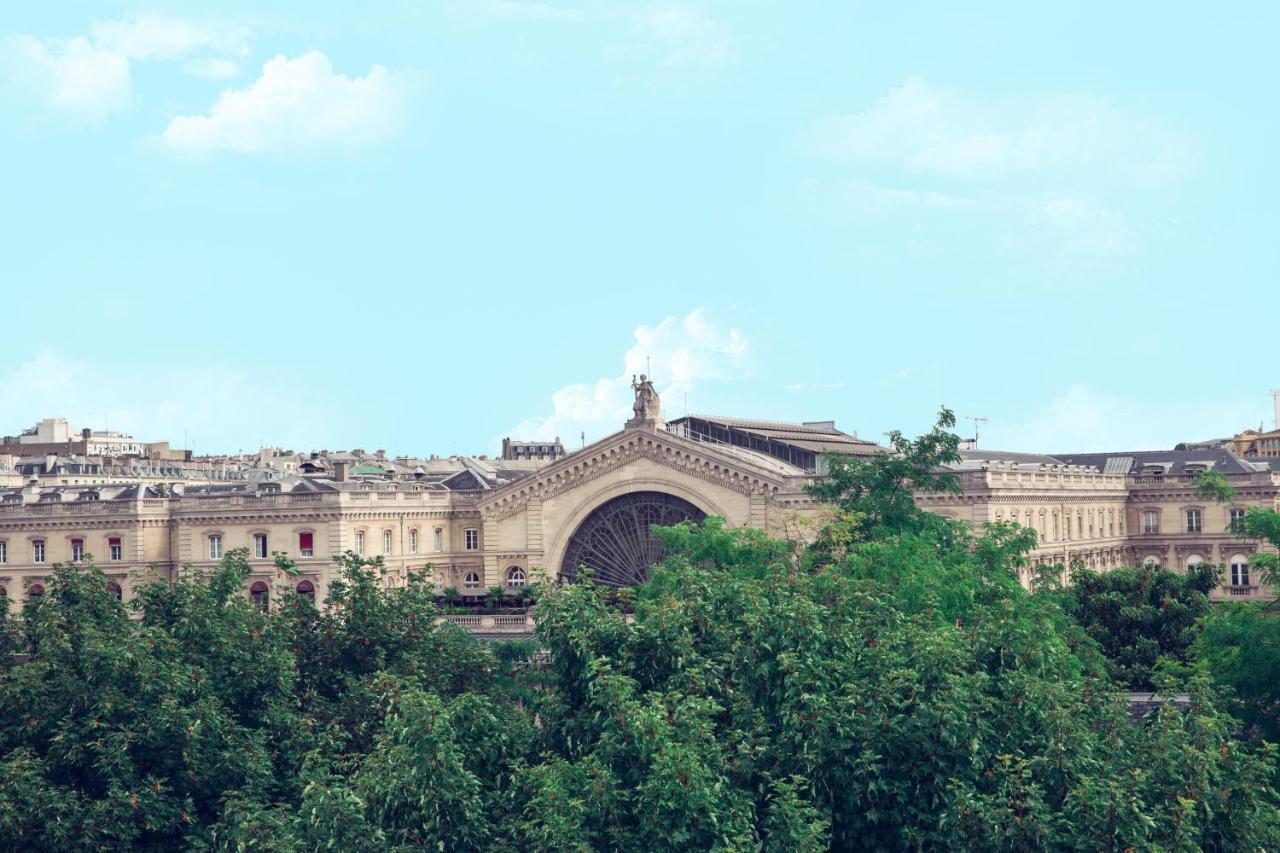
[1,2,1276,457]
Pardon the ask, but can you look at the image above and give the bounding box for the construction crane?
[959,415,988,448]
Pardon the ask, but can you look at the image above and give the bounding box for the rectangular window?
[464,528,478,551]
[0,541,6,564]
[434,528,443,552]
[209,534,222,560]
[109,537,122,561]
[299,531,314,558]
[33,540,45,564]
[71,539,84,562]
[383,530,392,554]
[1229,508,1247,532]
[409,529,418,554]
[1186,509,1202,534]
[1142,510,1159,534]
[254,533,268,559]
[355,531,365,556]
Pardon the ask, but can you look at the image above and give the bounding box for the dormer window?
[78,491,99,501]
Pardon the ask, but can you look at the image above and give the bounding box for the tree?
[1050,562,1216,689]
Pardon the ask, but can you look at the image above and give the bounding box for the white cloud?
[183,57,239,80]
[809,75,1195,186]
[507,308,749,442]
[0,34,131,124]
[90,15,250,61]
[638,6,731,67]
[160,51,411,156]
[990,385,1265,453]
[0,351,332,453]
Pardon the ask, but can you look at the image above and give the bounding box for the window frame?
[463,571,481,590]
[253,532,269,560]
[464,528,479,551]
[208,533,223,560]
[32,539,46,564]
[108,536,122,562]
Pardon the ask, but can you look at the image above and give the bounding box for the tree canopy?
[0,413,1277,850]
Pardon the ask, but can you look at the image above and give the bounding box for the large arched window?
[250,581,269,612]
[1230,554,1250,588]
[0,584,7,601]
[296,580,315,601]
[506,566,527,588]
[1186,555,1204,571]
[105,581,122,601]
[1142,554,1161,568]
[26,583,45,598]
[463,571,480,590]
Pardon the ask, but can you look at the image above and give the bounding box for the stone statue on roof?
[628,374,663,429]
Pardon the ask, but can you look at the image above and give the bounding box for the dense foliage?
[1050,563,1216,689]
[0,411,1276,849]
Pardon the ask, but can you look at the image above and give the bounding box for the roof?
[671,415,881,451]
[1054,448,1264,476]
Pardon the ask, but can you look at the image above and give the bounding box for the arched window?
[463,571,480,590]
[506,566,527,588]
[433,574,444,591]
[296,580,315,601]
[250,581,269,612]
[1186,555,1204,571]
[1230,554,1250,588]
[105,582,122,601]
[1142,554,1161,568]
[27,583,45,598]
[0,584,7,600]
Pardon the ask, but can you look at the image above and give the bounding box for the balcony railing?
[1227,585,1260,597]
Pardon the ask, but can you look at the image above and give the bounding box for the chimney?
[333,461,347,482]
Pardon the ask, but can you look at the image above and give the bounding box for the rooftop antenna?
[959,415,988,448]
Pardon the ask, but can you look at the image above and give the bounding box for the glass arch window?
[463,571,481,590]
[506,566,527,588]
[250,581,269,612]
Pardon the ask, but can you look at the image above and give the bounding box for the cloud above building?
[0,35,132,125]
[507,307,749,443]
[160,51,412,156]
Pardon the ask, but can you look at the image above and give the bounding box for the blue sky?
[1,2,1276,456]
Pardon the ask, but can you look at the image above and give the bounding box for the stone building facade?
[1,397,1276,613]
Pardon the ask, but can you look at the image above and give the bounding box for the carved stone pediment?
[480,428,791,522]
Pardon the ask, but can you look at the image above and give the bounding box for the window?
[434,528,443,552]
[464,528,478,551]
[33,539,45,564]
[0,540,7,564]
[1077,515,1083,539]
[354,531,365,556]
[254,533,268,559]
[208,534,222,560]
[1142,510,1159,534]
[1142,555,1161,568]
[296,580,315,601]
[506,566,527,588]
[108,537,122,561]
[70,538,84,562]
[26,583,44,598]
[1186,555,1204,571]
[298,531,314,558]
[1109,511,1115,537]
[408,529,418,554]
[1186,509,1202,534]
[383,530,392,554]
[105,582,122,601]
[250,581,269,612]
[1229,508,1247,532]
[0,585,6,600]
[463,571,480,590]
[1230,555,1250,587]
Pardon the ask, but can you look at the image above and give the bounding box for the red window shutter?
[109,537,121,546]
[299,532,313,550]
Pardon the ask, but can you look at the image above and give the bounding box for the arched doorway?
[559,491,706,587]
